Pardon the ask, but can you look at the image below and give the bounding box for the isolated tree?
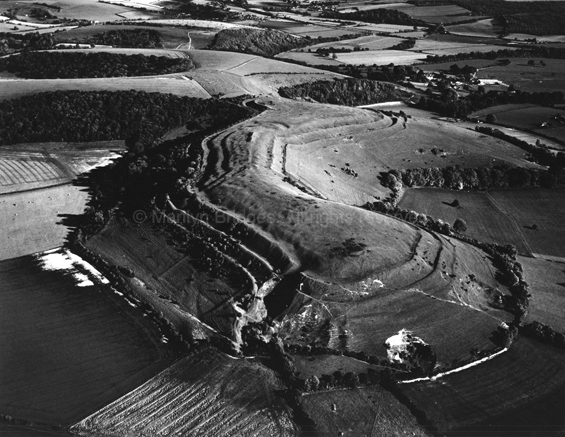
[528,59,535,66]
[453,218,468,233]
[451,199,460,208]
[486,113,497,124]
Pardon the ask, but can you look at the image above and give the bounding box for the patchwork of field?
[338,50,429,65]
[400,338,565,435]
[0,252,176,425]
[489,188,565,259]
[476,58,565,93]
[301,386,428,437]
[399,188,532,255]
[0,184,89,260]
[72,349,297,437]
[519,256,565,331]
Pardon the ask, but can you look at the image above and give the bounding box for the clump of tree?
[0,52,192,79]
[208,28,309,57]
[87,28,164,48]
[0,90,252,150]
[279,78,402,106]
[521,321,565,349]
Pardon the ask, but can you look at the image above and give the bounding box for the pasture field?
[337,49,428,65]
[398,188,532,255]
[475,58,565,93]
[293,355,385,379]
[353,23,421,33]
[0,184,89,260]
[72,348,297,437]
[488,188,565,259]
[400,337,565,435]
[282,106,537,204]
[275,51,341,66]
[0,251,176,425]
[472,104,565,141]
[421,58,497,72]
[301,386,428,437]
[519,256,565,331]
[445,18,501,38]
[505,33,565,42]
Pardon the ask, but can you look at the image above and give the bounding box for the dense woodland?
[279,78,402,106]
[0,52,192,79]
[0,91,252,149]
[209,28,309,57]
[87,28,164,48]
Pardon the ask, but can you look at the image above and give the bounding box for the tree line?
[0,51,192,79]
[321,8,423,27]
[85,28,164,48]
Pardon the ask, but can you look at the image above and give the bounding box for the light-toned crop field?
[0,184,89,260]
[408,39,517,56]
[446,18,501,38]
[505,33,565,42]
[352,23,420,33]
[36,0,134,21]
[275,51,342,66]
[0,76,211,101]
[519,256,565,331]
[400,338,565,434]
[488,188,565,259]
[337,49,428,65]
[72,349,297,437]
[0,251,176,425]
[0,153,69,193]
[301,386,428,437]
[399,188,532,255]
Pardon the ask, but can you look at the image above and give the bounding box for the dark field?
[400,337,565,436]
[0,253,176,426]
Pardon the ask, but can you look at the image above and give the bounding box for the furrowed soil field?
[0,143,122,194]
[0,251,176,426]
[72,348,297,437]
[400,337,565,435]
[488,188,565,259]
[301,386,428,437]
[519,256,565,331]
[475,58,565,93]
[0,184,89,260]
[337,50,428,66]
[398,188,532,255]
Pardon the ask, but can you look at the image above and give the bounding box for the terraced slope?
[157,98,512,363]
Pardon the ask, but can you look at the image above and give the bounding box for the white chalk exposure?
[37,248,109,287]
